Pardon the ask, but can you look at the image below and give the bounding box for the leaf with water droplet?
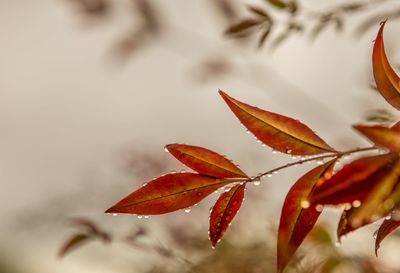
[375,217,400,256]
[105,173,233,215]
[165,143,249,179]
[309,154,399,206]
[278,159,336,273]
[337,207,362,241]
[219,90,336,155]
[346,156,400,228]
[373,21,400,111]
[209,184,245,247]
[353,124,400,153]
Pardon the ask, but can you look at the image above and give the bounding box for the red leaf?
[345,157,400,228]
[209,184,245,247]
[219,90,336,155]
[105,173,233,215]
[165,143,248,179]
[277,160,335,273]
[375,217,400,256]
[353,124,400,152]
[372,21,400,111]
[337,207,369,241]
[337,208,353,240]
[59,233,92,257]
[309,154,398,206]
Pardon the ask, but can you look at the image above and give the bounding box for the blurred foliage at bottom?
[60,219,399,273]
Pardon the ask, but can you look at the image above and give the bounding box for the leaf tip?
[104,207,117,214]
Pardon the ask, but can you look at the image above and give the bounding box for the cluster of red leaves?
[106,21,400,272]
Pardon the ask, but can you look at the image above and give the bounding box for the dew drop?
[137,215,143,219]
[144,215,150,219]
[273,171,278,174]
[253,180,261,186]
[286,148,292,154]
[272,150,278,154]
[112,213,118,217]
[164,147,169,153]
[316,205,324,212]
[385,215,392,220]
[267,173,273,178]
[184,208,191,213]
[291,155,298,160]
[316,160,324,165]
[373,230,378,239]
[334,241,341,247]
[246,130,251,134]
[301,200,310,208]
[352,200,361,208]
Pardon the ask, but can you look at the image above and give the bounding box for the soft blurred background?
[1,0,400,272]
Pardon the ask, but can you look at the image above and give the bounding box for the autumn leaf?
[165,144,248,179]
[336,206,378,241]
[336,159,400,238]
[209,184,245,247]
[337,208,358,241]
[372,21,400,111]
[59,233,92,257]
[353,124,400,153]
[219,90,336,155]
[105,173,233,215]
[346,157,400,228]
[375,217,400,256]
[309,153,398,206]
[277,160,335,273]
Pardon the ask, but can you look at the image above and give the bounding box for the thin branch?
[248,146,379,183]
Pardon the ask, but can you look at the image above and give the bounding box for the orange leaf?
[337,208,354,241]
[165,143,248,179]
[372,21,400,111]
[375,216,400,256]
[219,90,336,155]
[346,157,400,228]
[337,207,372,241]
[309,154,398,206]
[209,184,245,247]
[277,160,335,273]
[353,124,400,152]
[105,173,232,215]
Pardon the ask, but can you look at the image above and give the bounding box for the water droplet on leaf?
[301,200,310,208]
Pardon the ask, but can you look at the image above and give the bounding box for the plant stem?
[248,146,379,183]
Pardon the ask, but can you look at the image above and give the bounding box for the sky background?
[1,0,400,272]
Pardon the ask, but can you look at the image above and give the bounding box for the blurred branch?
[225,0,400,48]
